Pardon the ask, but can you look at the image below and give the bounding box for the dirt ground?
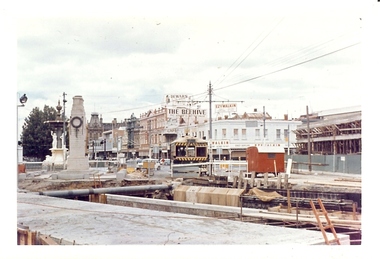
[17,171,160,192]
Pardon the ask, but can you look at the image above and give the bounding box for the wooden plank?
[197,187,215,204]
[211,188,229,206]
[39,234,59,245]
[304,180,361,188]
[227,189,245,207]
[186,186,201,203]
[173,185,189,202]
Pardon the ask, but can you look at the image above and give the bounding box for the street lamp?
[17,93,28,172]
[18,94,28,107]
[92,140,95,160]
[100,139,107,160]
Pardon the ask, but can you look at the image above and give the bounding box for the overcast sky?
[5,1,377,136]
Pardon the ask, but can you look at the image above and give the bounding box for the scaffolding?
[294,110,361,155]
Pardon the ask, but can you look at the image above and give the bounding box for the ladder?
[310,198,341,245]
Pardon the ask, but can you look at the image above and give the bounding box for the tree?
[21,105,57,161]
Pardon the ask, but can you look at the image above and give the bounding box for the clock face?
[71,116,83,128]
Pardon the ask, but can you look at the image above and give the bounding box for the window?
[214,129,217,138]
[246,121,258,127]
[255,129,260,139]
[222,128,227,138]
[284,129,289,141]
[276,129,281,139]
[233,129,239,139]
[242,129,247,139]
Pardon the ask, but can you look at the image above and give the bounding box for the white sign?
[215,103,237,113]
[165,94,189,104]
[210,140,230,148]
[166,107,207,126]
[167,108,206,117]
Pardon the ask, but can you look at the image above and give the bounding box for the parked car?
[136,159,161,170]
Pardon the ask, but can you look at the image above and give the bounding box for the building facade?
[176,109,301,160]
[86,97,361,162]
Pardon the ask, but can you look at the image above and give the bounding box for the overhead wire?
[213,24,361,92]
[256,30,360,77]
[213,17,284,89]
[214,41,360,92]
[104,19,361,114]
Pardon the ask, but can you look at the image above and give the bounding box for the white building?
[176,109,301,160]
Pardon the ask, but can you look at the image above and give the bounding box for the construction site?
[16,97,363,259]
[17,164,362,247]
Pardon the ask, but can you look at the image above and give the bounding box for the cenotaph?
[57,95,94,179]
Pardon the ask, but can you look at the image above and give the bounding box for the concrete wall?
[106,194,242,219]
[173,186,244,207]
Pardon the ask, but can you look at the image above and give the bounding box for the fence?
[21,154,361,175]
[287,154,361,174]
[22,160,116,173]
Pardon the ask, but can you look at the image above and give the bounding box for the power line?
[213,18,284,88]
[214,41,360,92]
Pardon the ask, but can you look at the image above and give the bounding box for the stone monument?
[43,100,68,171]
[57,95,94,179]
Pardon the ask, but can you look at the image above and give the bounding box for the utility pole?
[62,92,67,147]
[263,106,266,139]
[208,82,213,176]
[306,105,312,172]
[287,124,290,156]
[62,92,67,163]
[177,82,243,176]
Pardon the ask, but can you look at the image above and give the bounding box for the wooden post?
[296,201,299,228]
[232,176,238,188]
[287,189,291,213]
[240,196,243,221]
[256,179,261,188]
[100,194,107,204]
[284,174,289,189]
[264,173,268,188]
[352,202,358,220]
[250,173,255,187]
[243,179,248,190]
[276,173,282,189]
[238,171,243,189]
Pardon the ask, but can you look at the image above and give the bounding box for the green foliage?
[21,105,57,161]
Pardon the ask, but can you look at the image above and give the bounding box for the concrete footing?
[18,192,350,245]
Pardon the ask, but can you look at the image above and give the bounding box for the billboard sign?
[215,103,237,113]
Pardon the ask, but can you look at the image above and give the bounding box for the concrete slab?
[17,192,349,245]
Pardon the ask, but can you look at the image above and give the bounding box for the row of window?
[212,128,290,140]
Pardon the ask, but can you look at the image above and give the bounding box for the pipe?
[39,184,171,198]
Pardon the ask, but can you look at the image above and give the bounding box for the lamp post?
[92,140,95,160]
[17,93,28,171]
[62,92,67,152]
[100,139,107,160]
